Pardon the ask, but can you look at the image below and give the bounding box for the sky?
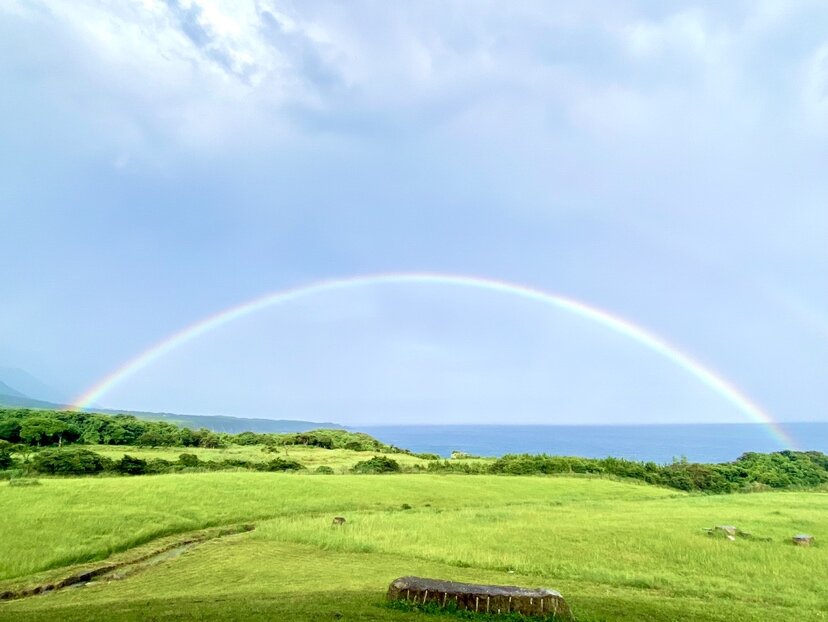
[1,0,827,426]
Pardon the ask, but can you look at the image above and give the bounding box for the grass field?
[1,471,826,621]
[88,443,438,470]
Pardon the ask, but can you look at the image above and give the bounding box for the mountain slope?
[0,366,66,402]
[0,380,26,399]
[0,365,344,433]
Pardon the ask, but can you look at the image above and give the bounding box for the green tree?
[0,440,14,469]
[0,415,23,443]
[20,416,70,446]
[351,456,401,474]
[32,447,108,475]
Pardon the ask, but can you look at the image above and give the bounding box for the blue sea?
[356,423,828,464]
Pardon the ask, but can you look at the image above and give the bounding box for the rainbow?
[71,272,796,448]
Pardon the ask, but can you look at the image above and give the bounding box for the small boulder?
[705,525,750,541]
[792,534,814,547]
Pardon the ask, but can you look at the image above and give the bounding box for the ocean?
[356,422,828,464]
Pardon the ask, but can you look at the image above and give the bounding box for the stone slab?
[387,575,573,619]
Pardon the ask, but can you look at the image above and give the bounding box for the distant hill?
[0,365,344,434]
[0,366,66,403]
[0,391,61,410]
[94,409,346,434]
[0,380,26,399]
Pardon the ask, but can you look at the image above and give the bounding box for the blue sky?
[1,0,827,426]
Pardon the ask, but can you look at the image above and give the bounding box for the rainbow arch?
[71,272,795,448]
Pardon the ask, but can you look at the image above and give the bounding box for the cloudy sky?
[1,0,826,427]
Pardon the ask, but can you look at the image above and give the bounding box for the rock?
[792,534,814,547]
[387,576,573,620]
[705,525,750,540]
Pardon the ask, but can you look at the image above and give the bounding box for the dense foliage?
[0,407,225,448]
[33,447,109,475]
[0,407,427,455]
[421,451,828,493]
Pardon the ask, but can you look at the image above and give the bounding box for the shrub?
[146,458,174,474]
[351,456,401,474]
[315,466,335,474]
[0,440,14,469]
[258,458,305,472]
[217,459,254,470]
[33,447,108,475]
[115,454,149,475]
[178,453,200,467]
[1,468,26,481]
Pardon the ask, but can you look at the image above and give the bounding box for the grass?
[87,443,436,470]
[1,469,826,621]
[385,598,573,620]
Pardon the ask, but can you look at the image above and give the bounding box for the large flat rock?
[387,576,573,619]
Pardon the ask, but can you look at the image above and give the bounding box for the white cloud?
[622,10,718,61]
[801,42,828,130]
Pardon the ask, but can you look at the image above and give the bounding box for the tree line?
[418,451,828,493]
[0,407,415,453]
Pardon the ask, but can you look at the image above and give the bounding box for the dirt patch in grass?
[0,523,254,602]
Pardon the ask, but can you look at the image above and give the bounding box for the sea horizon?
[354,422,828,464]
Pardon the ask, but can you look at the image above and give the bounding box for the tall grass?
[86,443,433,470]
[0,473,668,580]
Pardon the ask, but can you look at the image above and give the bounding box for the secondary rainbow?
[71,272,795,448]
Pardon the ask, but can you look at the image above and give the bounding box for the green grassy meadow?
[87,443,438,470]
[1,470,826,621]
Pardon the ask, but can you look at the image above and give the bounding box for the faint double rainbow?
[71,272,795,448]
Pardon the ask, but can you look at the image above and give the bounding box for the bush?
[0,440,14,469]
[217,459,253,470]
[146,458,174,474]
[178,453,200,467]
[257,458,305,472]
[0,469,24,481]
[351,456,401,474]
[32,447,109,475]
[315,466,335,474]
[115,454,149,475]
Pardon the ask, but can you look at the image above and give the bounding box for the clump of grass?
[385,598,588,621]
[1,469,26,481]
[8,478,40,487]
